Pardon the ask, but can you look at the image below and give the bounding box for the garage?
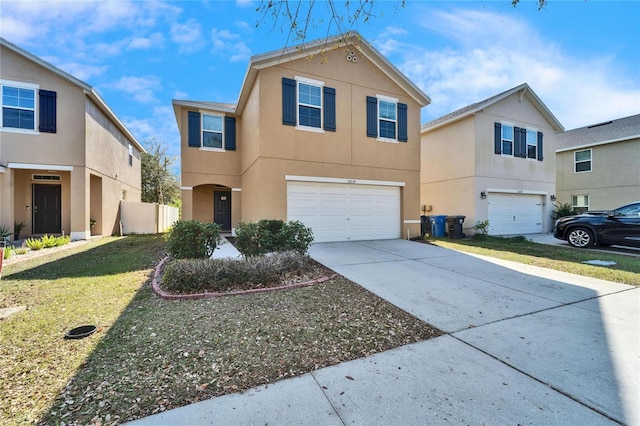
[287,181,401,243]
[487,192,543,235]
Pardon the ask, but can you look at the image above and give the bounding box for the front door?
[214,191,231,231]
[32,184,61,234]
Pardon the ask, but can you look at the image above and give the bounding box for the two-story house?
[0,38,144,241]
[421,83,564,235]
[556,114,640,212]
[173,32,430,242]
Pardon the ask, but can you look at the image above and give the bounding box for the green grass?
[429,236,640,286]
[1,235,440,425]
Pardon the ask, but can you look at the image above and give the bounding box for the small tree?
[141,138,180,206]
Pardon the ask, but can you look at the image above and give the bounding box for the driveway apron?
[309,239,639,425]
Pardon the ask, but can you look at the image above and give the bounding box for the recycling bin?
[446,215,466,239]
[420,215,430,237]
[430,215,447,237]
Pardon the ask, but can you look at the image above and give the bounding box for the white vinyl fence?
[120,201,179,235]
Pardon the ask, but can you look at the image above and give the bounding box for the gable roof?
[421,83,564,134]
[556,114,640,152]
[234,31,430,114]
[0,37,145,153]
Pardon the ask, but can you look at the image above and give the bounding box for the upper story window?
[187,111,236,151]
[378,98,397,140]
[575,149,592,173]
[501,124,514,155]
[128,143,134,166]
[526,129,537,159]
[366,95,408,142]
[202,114,223,149]
[282,77,336,132]
[2,81,36,131]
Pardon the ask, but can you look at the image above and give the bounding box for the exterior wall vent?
[32,174,61,181]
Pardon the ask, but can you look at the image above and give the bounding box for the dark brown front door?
[32,184,61,234]
[214,191,231,231]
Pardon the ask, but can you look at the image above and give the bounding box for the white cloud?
[211,28,252,62]
[128,33,164,50]
[111,75,163,103]
[125,105,181,166]
[381,8,640,129]
[171,19,206,53]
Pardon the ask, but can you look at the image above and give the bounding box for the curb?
[151,256,338,301]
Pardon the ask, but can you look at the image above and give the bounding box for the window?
[298,82,322,129]
[572,195,589,214]
[526,129,537,159]
[501,124,514,155]
[202,114,223,149]
[366,95,408,142]
[2,82,36,131]
[575,149,592,173]
[378,100,397,139]
[187,111,236,151]
[128,143,133,166]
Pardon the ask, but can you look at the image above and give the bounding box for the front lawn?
[429,236,640,286]
[0,235,441,425]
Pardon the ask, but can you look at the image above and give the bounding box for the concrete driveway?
[127,239,638,426]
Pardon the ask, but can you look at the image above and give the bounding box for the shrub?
[473,220,490,240]
[26,238,45,251]
[3,246,11,259]
[166,220,222,259]
[41,234,58,248]
[162,251,312,293]
[234,219,314,257]
[55,235,71,246]
[14,247,28,255]
[552,202,575,220]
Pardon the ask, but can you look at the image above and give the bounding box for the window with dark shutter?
[39,90,56,133]
[397,103,408,142]
[323,86,336,132]
[366,96,378,138]
[537,132,544,161]
[224,116,236,151]
[494,122,502,154]
[187,111,201,147]
[514,127,522,157]
[282,78,297,126]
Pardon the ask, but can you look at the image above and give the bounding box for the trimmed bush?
[26,238,45,251]
[234,219,313,257]
[162,251,313,293]
[41,234,58,248]
[166,220,222,259]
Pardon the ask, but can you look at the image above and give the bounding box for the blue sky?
[1,0,639,163]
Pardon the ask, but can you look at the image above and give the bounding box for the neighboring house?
[556,114,640,213]
[420,83,564,236]
[0,38,144,241]
[172,32,430,243]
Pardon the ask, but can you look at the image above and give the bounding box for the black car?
[554,201,640,248]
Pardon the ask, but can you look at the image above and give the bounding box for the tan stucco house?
[420,83,564,236]
[556,114,640,212]
[0,38,144,241]
[173,32,430,242]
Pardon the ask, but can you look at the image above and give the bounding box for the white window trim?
[128,143,134,167]
[200,112,225,151]
[571,194,590,209]
[376,94,399,143]
[0,79,40,134]
[574,148,592,173]
[526,128,538,160]
[500,122,514,157]
[295,76,324,133]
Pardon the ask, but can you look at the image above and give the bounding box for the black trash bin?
[446,215,466,239]
[420,215,430,237]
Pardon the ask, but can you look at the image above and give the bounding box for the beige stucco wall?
[1,46,142,239]
[421,91,558,234]
[556,139,640,210]
[181,45,424,237]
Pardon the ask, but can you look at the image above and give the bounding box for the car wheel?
[567,227,595,248]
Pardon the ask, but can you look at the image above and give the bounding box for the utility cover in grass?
[583,260,617,266]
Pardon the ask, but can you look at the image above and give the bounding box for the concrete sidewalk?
[126,239,638,425]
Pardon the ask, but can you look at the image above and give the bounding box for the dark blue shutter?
[282,78,297,126]
[397,103,408,142]
[494,122,502,154]
[366,96,378,138]
[520,128,527,158]
[514,126,522,157]
[188,111,201,147]
[39,90,56,133]
[537,132,544,161]
[323,86,336,132]
[224,116,236,151]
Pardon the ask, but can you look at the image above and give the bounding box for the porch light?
[550,194,556,202]
[480,191,487,199]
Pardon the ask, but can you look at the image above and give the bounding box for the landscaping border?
[151,255,339,300]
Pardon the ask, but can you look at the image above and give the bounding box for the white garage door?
[287,181,400,243]
[488,193,543,235]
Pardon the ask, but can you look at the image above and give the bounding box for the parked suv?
[554,201,640,248]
